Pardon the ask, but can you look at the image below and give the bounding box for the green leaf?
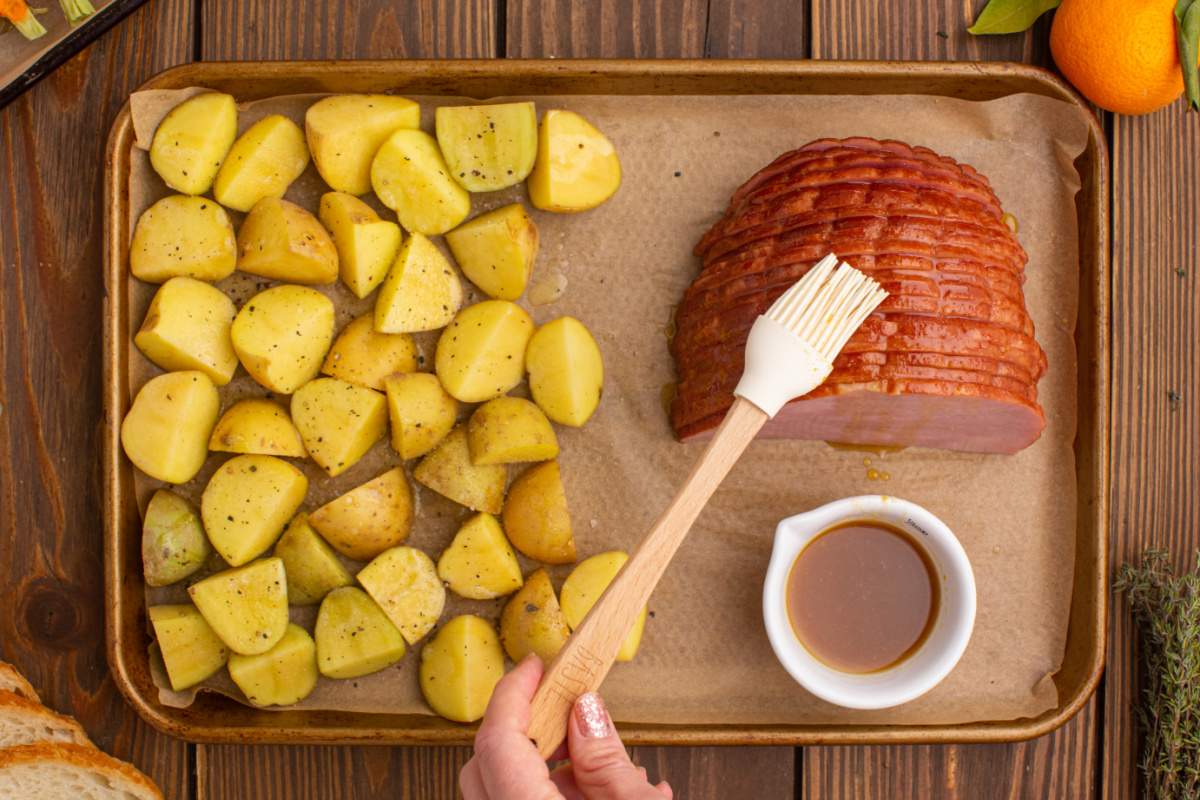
[1176,0,1200,110]
[968,0,1061,35]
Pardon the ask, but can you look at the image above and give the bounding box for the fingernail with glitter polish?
[574,692,614,738]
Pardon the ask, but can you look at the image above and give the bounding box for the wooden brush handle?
[527,397,769,758]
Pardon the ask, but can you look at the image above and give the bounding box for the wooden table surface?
[1,1,1195,797]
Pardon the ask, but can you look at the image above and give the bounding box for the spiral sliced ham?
[670,137,1047,454]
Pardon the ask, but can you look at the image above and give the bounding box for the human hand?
[460,654,673,800]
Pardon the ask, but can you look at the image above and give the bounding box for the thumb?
[567,693,669,800]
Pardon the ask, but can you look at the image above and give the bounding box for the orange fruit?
[1050,0,1185,115]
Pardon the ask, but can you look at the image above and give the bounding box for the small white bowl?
[762,495,976,710]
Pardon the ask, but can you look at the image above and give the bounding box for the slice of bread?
[0,691,90,748]
[0,662,39,702]
[0,742,162,799]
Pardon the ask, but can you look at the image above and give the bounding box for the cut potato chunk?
[357,546,445,645]
[130,195,236,283]
[467,396,558,465]
[318,191,401,298]
[209,398,307,457]
[273,513,354,605]
[148,604,229,691]
[499,569,570,663]
[561,551,645,662]
[437,513,523,600]
[306,94,420,195]
[414,426,506,514]
[120,371,219,485]
[528,110,621,213]
[384,372,459,460]
[315,587,407,679]
[142,490,211,587]
[291,378,387,477]
[201,454,308,566]
[502,460,575,565]
[135,277,238,385]
[370,129,470,235]
[419,615,504,723]
[435,101,538,192]
[444,204,538,301]
[321,314,417,391]
[309,467,413,561]
[228,623,318,707]
[236,197,339,285]
[374,233,463,334]
[149,92,237,195]
[188,558,289,656]
[526,316,604,427]
[213,114,310,212]
[434,301,534,403]
[231,285,335,395]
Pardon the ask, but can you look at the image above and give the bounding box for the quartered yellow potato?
[129,195,236,283]
[444,203,539,301]
[135,277,238,385]
[528,110,621,213]
[467,396,558,465]
[305,94,420,195]
[502,460,575,565]
[213,114,310,212]
[435,101,538,192]
[142,490,211,587]
[120,370,219,485]
[561,551,646,662]
[413,426,506,514]
[318,191,402,298]
[208,398,307,458]
[148,604,229,692]
[231,285,335,395]
[290,378,387,477]
[434,301,534,403]
[374,233,463,334]
[273,513,354,606]
[188,558,290,656]
[149,92,238,195]
[315,587,407,679]
[418,615,504,723]
[526,316,604,427]
[308,467,413,561]
[228,623,318,707]
[499,568,570,663]
[370,129,470,235]
[237,197,339,285]
[384,372,459,460]
[357,546,445,645]
[437,513,523,600]
[321,314,417,391]
[201,454,307,566]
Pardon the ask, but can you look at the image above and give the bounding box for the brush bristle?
[765,254,888,362]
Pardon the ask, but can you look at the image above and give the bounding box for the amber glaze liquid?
[786,521,938,674]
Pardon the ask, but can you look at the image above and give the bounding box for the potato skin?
[214,114,310,212]
[444,203,539,301]
[384,372,459,460]
[467,396,559,465]
[435,102,538,192]
[273,513,354,605]
[436,513,523,600]
[321,314,417,391]
[290,378,388,477]
[130,194,236,283]
[370,129,470,236]
[208,398,307,457]
[135,277,238,385]
[228,623,318,707]
[525,316,604,427]
[236,197,339,285]
[315,587,407,679]
[499,568,570,663]
[200,454,308,566]
[561,551,646,662]
[374,233,463,334]
[418,615,505,723]
[231,285,335,395]
[527,109,621,213]
[149,92,237,196]
[188,558,290,656]
[502,460,575,565]
[120,370,219,484]
[413,426,507,514]
[434,301,534,403]
[148,604,229,691]
[308,467,413,561]
[318,192,401,298]
[142,490,211,587]
[306,94,420,195]
[357,546,446,646]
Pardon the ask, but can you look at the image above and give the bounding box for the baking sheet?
[126,88,1090,726]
